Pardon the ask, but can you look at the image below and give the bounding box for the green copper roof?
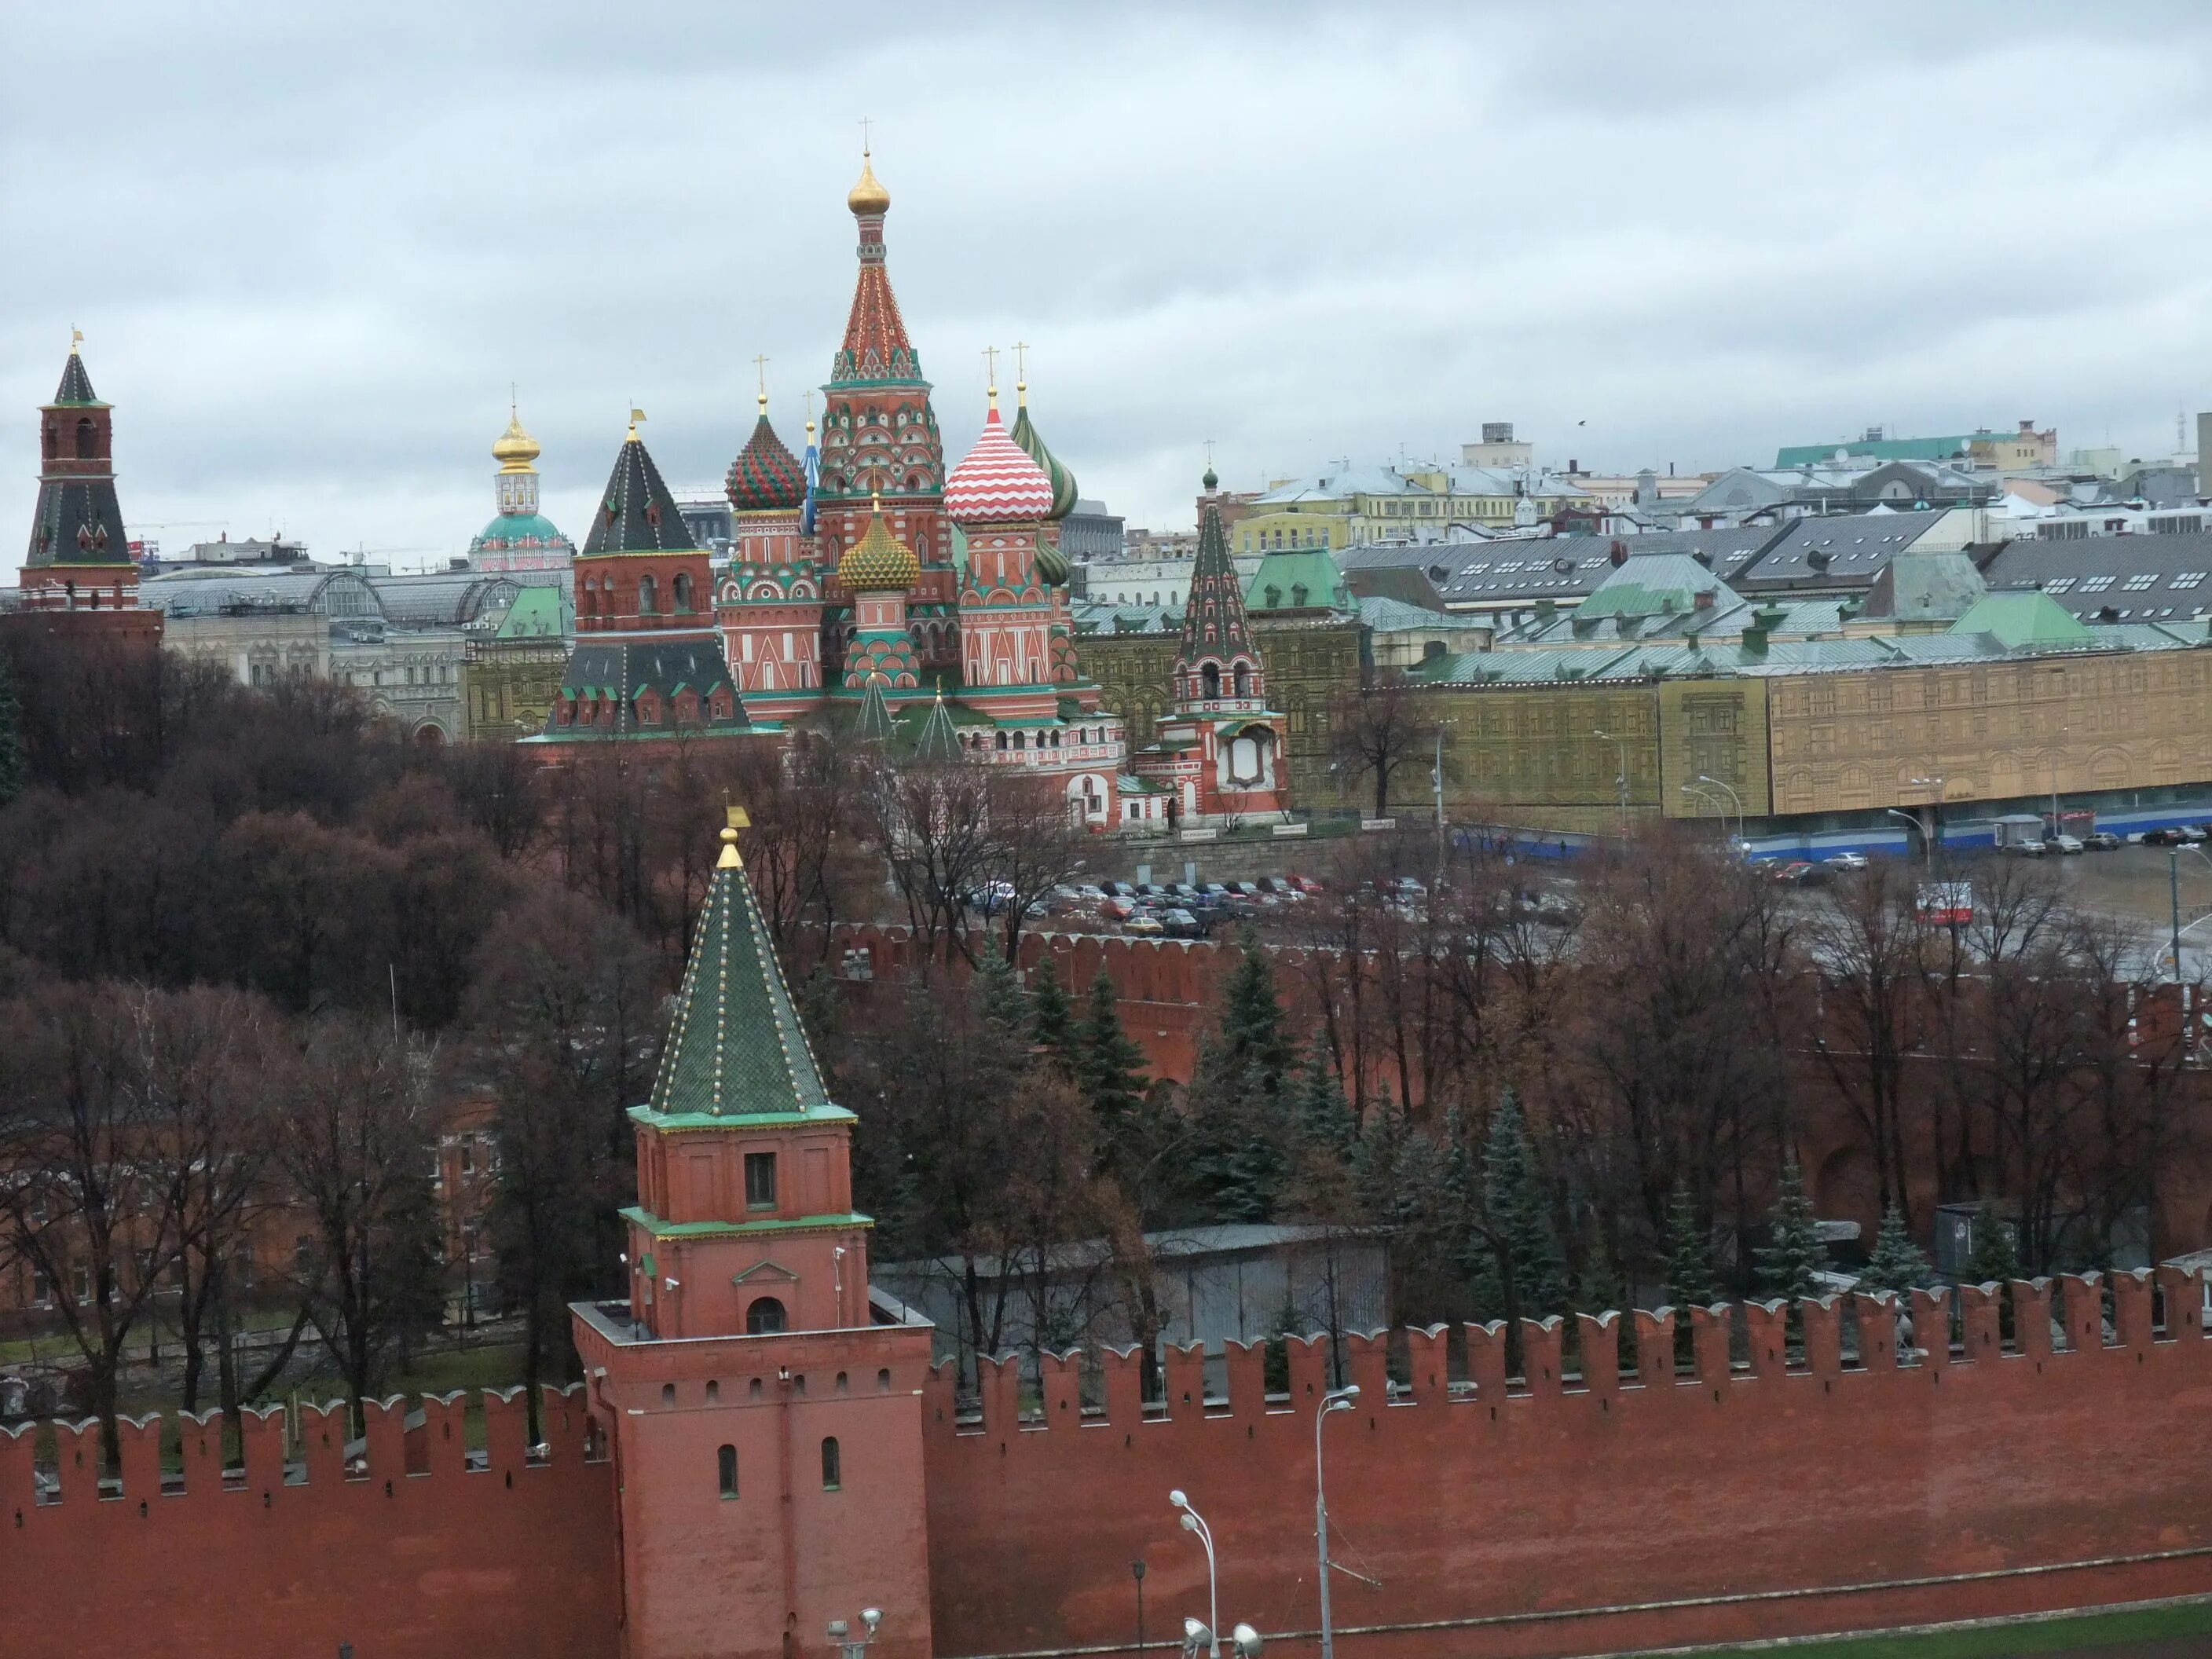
[471,510,573,553]
[621,1204,869,1240]
[1244,548,1348,613]
[639,838,836,1122]
[1576,554,1741,620]
[493,584,572,639]
[1950,590,2093,649]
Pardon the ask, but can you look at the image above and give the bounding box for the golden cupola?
[837,494,919,591]
[493,409,542,474]
[848,148,891,218]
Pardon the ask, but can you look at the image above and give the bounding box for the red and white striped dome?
[944,403,1056,526]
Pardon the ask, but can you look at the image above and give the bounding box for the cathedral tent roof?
[50,351,103,408]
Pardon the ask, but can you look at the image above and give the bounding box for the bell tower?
[573,810,936,1659]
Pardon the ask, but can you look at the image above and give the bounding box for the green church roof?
[493,584,572,639]
[1950,590,2094,650]
[634,826,847,1128]
[1244,548,1348,613]
[470,510,573,553]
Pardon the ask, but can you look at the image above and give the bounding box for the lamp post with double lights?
[1694,773,1744,851]
[1910,776,1946,863]
[1168,1490,1263,1659]
[1314,1384,1360,1659]
[1591,727,1633,833]
[826,1607,884,1659]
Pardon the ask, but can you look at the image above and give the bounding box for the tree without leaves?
[0,643,24,808]
[273,1016,446,1430]
[0,981,192,1467]
[1326,670,1433,820]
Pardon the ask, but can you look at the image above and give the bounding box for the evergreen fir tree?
[1079,969,1153,1193]
[1481,1093,1566,1324]
[1756,1155,1826,1302]
[1291,1042,1356,1162]
[0,647,21,809]
[1182,1035,1276,1224]
[1576,1241,1625,1318]
[1214,925,1293,1102]
[1437,1107,1481,1286]
[1027,957,1079,1075]
[974,944,1029,1042]
[1859,1203,1936,1295]
[1959,1199,2021,1286]
[1664,1183,1720,1311]
[1351,1090,1404,1222]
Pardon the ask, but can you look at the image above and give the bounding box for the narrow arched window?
[639,574,658,615]
[718,1443,738,1498]
[75,417,97,459]
[673,571,694,613]
[661,1382,676,1405]
[877,1368,892,1393]
[1201,663,1221,698]
[821,1437,841,1491]
[1233,663,1252,696]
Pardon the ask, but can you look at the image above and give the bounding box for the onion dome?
[726,395,807,512]
[848,149,891,217]
[1203,463,1219,492]
[839,494,919,591]
[945,397,1056,526]
[1009,384,1079,522]
[1033,538,1072,588]
[493,411,541,473]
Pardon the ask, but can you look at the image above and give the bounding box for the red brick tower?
[1130,487,1288,819]
[573,811,936,1659]
[537,416,749,742]
[818,149,954,674]
[718,390,825,723]
[13,338,161,646]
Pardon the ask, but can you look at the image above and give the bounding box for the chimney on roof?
[1694,587,1715,610]
[1609,539,1628,566]
[1635,469,1657,505]
[1692,550,1712,569]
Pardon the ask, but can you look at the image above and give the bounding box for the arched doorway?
[745,1296,787,1334]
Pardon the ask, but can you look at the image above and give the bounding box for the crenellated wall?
[921,1271,2212,1659]
[0,1384,618,1659]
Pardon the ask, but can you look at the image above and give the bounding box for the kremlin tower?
[11,337,161,649]
[535,416,749,743]
[716,389,825,723]
[1130,482,1287,821]
[467,404,574,572]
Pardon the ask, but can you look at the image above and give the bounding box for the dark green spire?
[640,821,843,1123]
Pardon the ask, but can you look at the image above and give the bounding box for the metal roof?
[1980,530,2212,623]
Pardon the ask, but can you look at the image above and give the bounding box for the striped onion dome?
[726,404,807,512]
[943,401,1055,526]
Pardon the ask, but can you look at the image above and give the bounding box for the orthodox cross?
[753,353,771,408]
[981,344,999,392]
[859,116,873,155]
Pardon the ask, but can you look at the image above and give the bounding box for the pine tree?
[1291,1042,1356,1162]
[1664,1183,1720,1311]
[974,944,1029,1042]
[1214,925,1292,1103]
[1437,1107,1481,1285]
[1959,1199,2021,1287]
[1481,1093,1566,1324]
[0,646,21,808]
[1859,1203,1936,1296]
[1574,1240,1634,1375]
[1079,969,1150,1143]
[1351,1090,1404,1223]
[1027,957,1079,1075]
[1756,1155,1826,1302]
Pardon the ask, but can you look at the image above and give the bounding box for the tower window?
[75,417,97,459]
[718,1444,738,1498]
[639,575,658,615]
[821,1437,841,1490]
[746,1296,787,1335]
[744,1152,777,1210]
[1201,663,1222,698]
[673,571,694,613]
[662,1383,676,1405]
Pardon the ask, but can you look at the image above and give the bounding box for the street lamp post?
[1886,808,1931,867]
[1169,1490,1219,1659]
[1694,773,1744,849]
[826,1608,884,1659]
[1315,1384,1359,1659]
[1592,728,1632,834]
[1910,776,1947,862]
[1133,1559,1147,1655]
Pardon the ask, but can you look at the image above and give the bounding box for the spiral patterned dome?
[839,500,919,591]
[726,405,807,512]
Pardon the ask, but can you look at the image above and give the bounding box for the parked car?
[1101,897,1137,921]
[2044,833,2085,855]
[1221,881,1259,899]
[1770,860,1829,887]
[1199,882,1232,902]
[1124,914,1165,937]
[2002,838,2047,857]
[1287,873,1326,895]
[2084,831,2122,851]
[1159,907,1207,939]
[1824,851,1870,872]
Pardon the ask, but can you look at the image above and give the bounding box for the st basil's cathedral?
[518,147,1291,824]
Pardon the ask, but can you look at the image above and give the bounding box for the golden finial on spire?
[70,327,82,356]
[1013,341,1029,407]
[628,405,646,441]
[720,801,750,870]
[753,353,770,414]
[848,120,890,217]
[804,388,816,436]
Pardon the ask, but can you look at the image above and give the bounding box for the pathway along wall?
[1,1384,618,1659]
[921,1271,2212,1659]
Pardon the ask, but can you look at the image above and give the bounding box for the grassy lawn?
[1665,1599,2212,1657]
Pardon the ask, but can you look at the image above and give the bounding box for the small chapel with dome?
[467,405,575,573]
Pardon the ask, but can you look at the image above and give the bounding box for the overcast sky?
[7,2,2212,569]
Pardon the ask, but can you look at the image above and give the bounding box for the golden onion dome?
[839,496,918,591]
[493,409,540,474]
[848,150,891,217]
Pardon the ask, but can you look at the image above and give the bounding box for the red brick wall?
[921,1273,2212,1659]
[0,1386,618,1659]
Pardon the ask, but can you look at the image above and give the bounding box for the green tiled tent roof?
[643,835,840,1122]
[1949,591,2093,650]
